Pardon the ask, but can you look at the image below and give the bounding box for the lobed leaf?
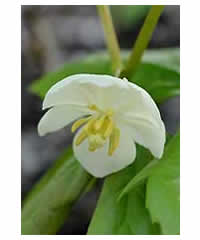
[146,132,180,235]
[87,145,160,235]
[118,134,172,200]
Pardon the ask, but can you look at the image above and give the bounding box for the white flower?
[38,74,165,178]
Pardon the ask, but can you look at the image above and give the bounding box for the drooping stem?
[97,5,122,76]
[120,5,164,79]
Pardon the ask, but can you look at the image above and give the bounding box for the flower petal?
[73,126,136,178]
[42,74,131,111]
[117,80,162,122]
[119,115,165,159]
[114,80,166,158]
[38,105,87,136]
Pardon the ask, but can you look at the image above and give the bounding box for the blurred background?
[21,5,180,235]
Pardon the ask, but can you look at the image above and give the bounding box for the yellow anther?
[94,115,106,131]
[103,117,114,138]
[88,104,99,111]
[75,130,88,146]
[108,127,120,156]
[106,109,113,117]
[71,116,91,133]
[84,117,97,134]
[74,104,120,156]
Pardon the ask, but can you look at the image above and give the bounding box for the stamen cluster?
[71,104,120,156]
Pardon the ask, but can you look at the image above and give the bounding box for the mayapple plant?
[38,74,165,177]
[22,5,180,235]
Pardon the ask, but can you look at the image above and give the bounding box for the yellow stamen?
[88,104,101,112]
[106,109,113,117]
[71,116,91,133]
[73,104,121,156]
[84,117,97,133]
[103,117,114,138]
[75,130,88,146]
[94,115,106,131]
[108,127,120,156]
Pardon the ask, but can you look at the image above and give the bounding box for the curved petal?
[38,105,87,136]
[113,80,166,158]
[43,74,92,109]
[118,115,165,159]
[73,126,136,178]
[42,74,132,111]
[114,80,161,124]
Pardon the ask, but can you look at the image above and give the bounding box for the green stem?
[97,5,122,76]
[120,5,164,79]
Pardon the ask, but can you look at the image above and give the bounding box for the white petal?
[73,126,136,178]
[117,80,162,122]
[38,105,87,136]
[43,74,91,109]
[114,80,165,158]
[119,115,165,159]
[42,74,131,111]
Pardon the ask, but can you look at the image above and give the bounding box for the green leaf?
[30,49,180,104]
[21,148,93,235]
[130,63,180,104]
[146,132,180,235]
[118,134,172,200]
[142,48,180,73]
[87,145,160,235]
[118,159,158,200]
